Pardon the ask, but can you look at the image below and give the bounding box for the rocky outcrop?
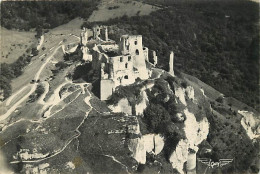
[169,139,189,174]
[128,138,146,164]
[110,87,151,116]
[175,87,187,106]
[128,134,164,164]
[135,91,149,115]
[184,109,209,149]
[14,149,49,161]
[170,109,209,174]
[185,86,195,101]
[238,110,260,140]
[24,163,49,174]
[109,98,132,115]
[154,134,164,155]
[175,86,196,106]
[37,35,44,50]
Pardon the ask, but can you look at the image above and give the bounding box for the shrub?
[35,84,45,97]
[144,103,171,133]
[181,81,187,89]
[55,61,68,70]
[216,96,224,103]
[64,45,82,62]
[31,47,39,56]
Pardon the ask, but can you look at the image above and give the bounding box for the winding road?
[0,41,62,122]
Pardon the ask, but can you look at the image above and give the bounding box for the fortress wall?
[100,79,114,100]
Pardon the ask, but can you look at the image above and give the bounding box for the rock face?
[169,139,189,174]
[186,86,195,101]
[175,86,196,106]
[128,134,164,164]
[109,98,132,115]
[82,46,92,61]
[135,91,149,115]
[109,90,150,116]
[169,109,209,174]
[184,109,209,149]
[238,110,260,140]
[175,87,187,106]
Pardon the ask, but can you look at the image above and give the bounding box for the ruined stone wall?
[119,35,149,79]
[92,51,109,74]
[100,79,114,100]
[82,47,92,62]
[109,55,135,87]
[93,25,108,41]
[81,28,88,46]
[143,47,149,61]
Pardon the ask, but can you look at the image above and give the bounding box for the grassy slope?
[0,28,36,64]
[88,0,159,22]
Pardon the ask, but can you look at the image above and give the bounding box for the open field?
[0,18,84,119]
[88,0,160,22]
[10,18,83,94]
[0,28,36,64]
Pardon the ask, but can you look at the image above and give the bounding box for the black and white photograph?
[0,0,259,173]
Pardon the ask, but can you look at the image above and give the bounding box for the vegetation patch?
[1,1,100,30]
[90,0,259,111]
[27,84,45,103]
[0,46,39,100]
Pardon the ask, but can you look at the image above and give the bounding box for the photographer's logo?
[198,158,233,168]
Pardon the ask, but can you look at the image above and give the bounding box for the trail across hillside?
[6,85,29,106]
[0,41,63,121]
[9,84,92,164]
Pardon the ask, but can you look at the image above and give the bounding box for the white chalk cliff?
[128,134,164,164]
[175,87,187,106]
[135,91,149,116]
[186,86,195,101]
[169,139,189,174]
[238,110,260,140]
[109,98,132,115]
[170,109,209,174]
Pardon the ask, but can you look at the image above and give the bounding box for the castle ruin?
[80,25,175,100]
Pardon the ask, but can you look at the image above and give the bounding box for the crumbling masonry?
[80,25,175,100]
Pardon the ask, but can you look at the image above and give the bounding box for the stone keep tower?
[119,35,149,79]
[169,51,174,76]
[80,27,88,46]
[152,50,158,66]
[93,26,108,41]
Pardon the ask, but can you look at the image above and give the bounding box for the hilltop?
[0,1,259,174]
[0,20,259,174]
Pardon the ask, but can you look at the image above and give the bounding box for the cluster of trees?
[144,79,180,129]
[91,0,259,111]
[205,102,259,173]
[64,45,83,62]
[1,1,100,30]
[0,48,38,100]
[28,84,45,103]
[143,78,185,159]
[1,1,100,100]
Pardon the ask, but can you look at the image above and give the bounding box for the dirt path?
[0,43,62,121]
[6,85,29,106]
[37,35,45,50]
[10,84,93,164]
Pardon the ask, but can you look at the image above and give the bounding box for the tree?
[144,103,171,133]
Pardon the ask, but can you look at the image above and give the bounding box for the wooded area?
[86,0,259,111]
